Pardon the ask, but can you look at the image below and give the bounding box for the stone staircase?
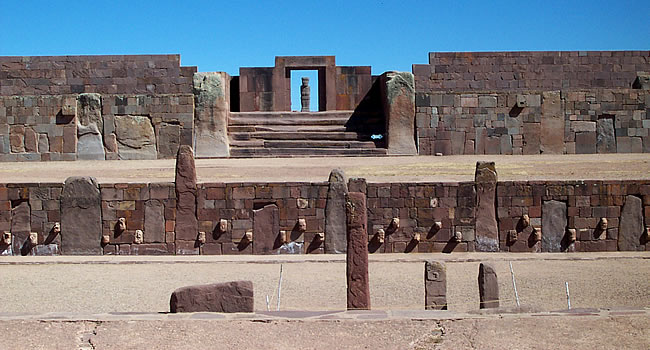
[228,111,386,157]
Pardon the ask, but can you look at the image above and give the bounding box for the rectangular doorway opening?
[290,70,319,112]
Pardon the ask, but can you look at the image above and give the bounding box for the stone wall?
[2,178,647,256]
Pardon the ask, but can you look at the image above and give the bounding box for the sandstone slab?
[540,91,563,154]
[76,93,105,160]
[478,263,499,309]
[193,72,230,157]
[596,117,616,153]
[114,115,157,160]
[346,192,370,310]
[618,195,644,251]
[424,261,447,310]
[381,72,417,155]
[475,162,498,251]
[175,146,198,241]
[542,200,567,252]
[144,200,165,243]
[325,168,348,253]
[253,204,279,255]
[61,176,102,255]
[170,280,254,313]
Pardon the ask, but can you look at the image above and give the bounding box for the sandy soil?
[1,154,649,183]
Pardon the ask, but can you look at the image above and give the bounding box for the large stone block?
[478,263,499,309]
[61,177,102,255]
[144,199,165,243]
[596,117,616,153]
[424,261,447,310]
[540,91,563,154]
[618,195,644,251]
[542,200,567,252]
[253,204,279,254]
[193,72,230,157]
[346,192,370,310]
[380,72,417,155]
[170,281,254,313]
[76,93,105,160]
[325,169,348,253]
[175,145,198,241]
[114,115,157,160]
[475,162,499,251]
[157,123,181,158]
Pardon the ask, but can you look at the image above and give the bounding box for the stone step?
[228,125,348,133]
[229,147,388,157]
[231,111,355,119]
[230,140,381,149]
[230,131,366,141]
[229,117,350,126]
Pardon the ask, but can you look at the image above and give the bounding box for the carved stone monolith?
[175,145,198,241]
[425,261,447,310]
[300,77,310,112]
[325,168,348,253]
[61,176,102,254]
[346,192,370,310]
[478,263,499,309]
[475,162,499,251]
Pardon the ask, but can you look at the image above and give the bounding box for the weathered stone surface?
[346,192,370,310]
[11,201,30,254]
[478,263,499,308]
[424,261,447,310]
[381,71,417,155]
[114,115,157,160]
[618,195,644,251]
[175,145,198,241]
[193,72,230,157]
[475,162,498,251]
[253,204,279,254]
[325,168,348,253]
[542,200,567,252]
[144,200,165,243]
[157,123,181,158]
[9,125,25,153]
[596,117,616,153]
[24,128,38,153]
[633,72,650,89]
[300,77,310,112]
[170,281,254,313]
[76,93,105,160]
[540,91,563,154]
[575,132,597,154]
[61,176,102,255]
[38,134,49,153]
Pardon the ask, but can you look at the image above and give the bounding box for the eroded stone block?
[425,261,447,310]
[542,200,567,252]
[114,115,157,160]
[346,192,370,310]
[619,195,644,251]
[170,280,254,313]
[61,177,102,255]
[325,168,348,253]
[478,263,499,309]
[475,162,498,251]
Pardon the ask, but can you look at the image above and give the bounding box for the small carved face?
[244,231,253,242]
[197,232,206,244]
[116,218,127,233]
[52,222,61,235]
[507,230,518,244]
[2,232,11,245]
[412,232,421,242]
[315,232,324,242]
[520,215,530,228]
[389,218,400,230]
[218,219,228,232]
[297,219,307,232]
[567,228,577,242]
[598,218,608,231]
[433,221,443,231]
[29,232,38,246]
[375,229,385,243]
[101,235,110,245]
[134,230,143,244]
[453,231,463,243]
[533,228,542,242]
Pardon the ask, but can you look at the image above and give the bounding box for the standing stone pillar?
[325,168,348,253]
[475,162,499,251]
[540,91,564,154]
[60,177,102,255]
[253,204,280,255]
[175,145,198,242]
[193,72,230,157]
[300,77,310,112]
[380,72,417,155]
[76,93,105,160]
[478,263,499,309]
[346,192,370,310]
[424,261,447,310]
[542,200,567,252]
[618,195,644,251]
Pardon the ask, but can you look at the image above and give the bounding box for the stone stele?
[346,192,370,310]
[475,161,499,251]
[381,71,417,155]
[60,176,102,255]
[170,280,254,313]
[175,145,198,241]
[478,262,499,309]
[424,260,447,310]
[193,72,230,157]
[325,168,348,253]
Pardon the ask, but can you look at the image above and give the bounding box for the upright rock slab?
[424,261,447,310]
[596,117,616,153]
[325,168,348,253]
[193,72,230,157]
[76,93,105,160]
[380,72,417,155]
[346,192,370,310]
[542,200,567,252]
[144,200,165,243]
[175,145,198,241]
[253,204,280,254]
[61,177,102,255]
[475,162,499,251]
[478,263,499,308]
[170,281,254,313]
[540,91,564,154]
[10,201,31,255]
[618,195,644,251]
[114,115,157,160]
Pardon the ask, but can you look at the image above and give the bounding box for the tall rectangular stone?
[540,91,564,154]
[380,72,417,155]
[542,200,567,252]
[76,93,105,160]
[11,201,30,255]
[618,195,644,251]
[61,177,102,255]
[253,204,279,255]
[144,199,165,243]
[193,72,230,157]
[424,261,447,310]
[325,169,348,253]
[475,162,499,251]
[175,145,198,241]
[478,263,499,309]
[596,117,616,153]
[346,192,370,310]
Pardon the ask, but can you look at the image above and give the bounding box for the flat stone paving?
[1,154,649,183]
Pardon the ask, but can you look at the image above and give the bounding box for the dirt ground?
[1,154,649,183]
[1,254,648,313]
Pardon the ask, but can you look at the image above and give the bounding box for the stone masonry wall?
[2,179,647,256]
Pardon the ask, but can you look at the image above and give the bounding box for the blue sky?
[1,1,648,109]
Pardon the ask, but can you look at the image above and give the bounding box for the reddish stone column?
[478,262,499,309]
[346,192,370,310]
[475,161,499,251]
[175,145,198,243]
